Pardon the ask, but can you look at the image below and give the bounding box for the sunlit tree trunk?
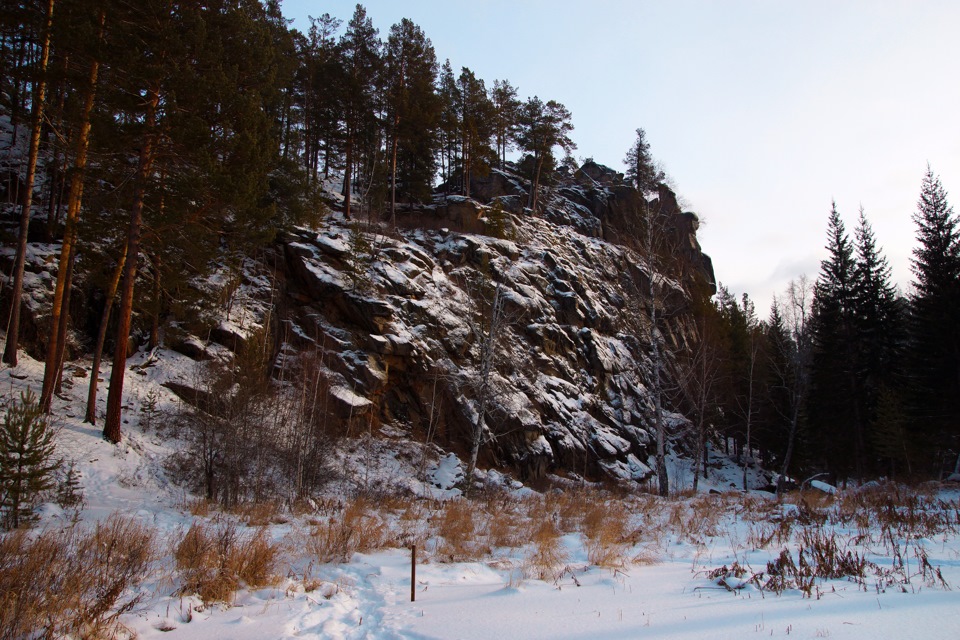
[41,15,103,409]
[85,244,126,425]
[3,0,55,366]
[104,83,159,444]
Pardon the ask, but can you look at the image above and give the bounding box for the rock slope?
[268,163,715,482]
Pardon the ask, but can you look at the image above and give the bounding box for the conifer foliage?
[907,167,960,472]
[0,389,59,529]
[808,203,864,476]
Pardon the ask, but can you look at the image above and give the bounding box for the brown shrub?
[435,499,488,561]
[525,518,568,581]
[174,519,280,603]
[0,514,156,638]
[582,500,634,568]
[304,497,388,564]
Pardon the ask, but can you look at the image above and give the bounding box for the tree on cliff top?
[624,128,665,196]
[516,96,574,212]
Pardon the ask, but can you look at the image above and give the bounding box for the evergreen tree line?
[680,167,960,485]
[289,5,574,218]
[0,1,575,444]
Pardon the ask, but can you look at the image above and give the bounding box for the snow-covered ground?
[3,352,960,639]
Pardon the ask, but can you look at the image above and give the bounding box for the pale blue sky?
[280,0,960,312]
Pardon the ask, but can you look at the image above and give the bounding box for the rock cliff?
[267,163,715,482]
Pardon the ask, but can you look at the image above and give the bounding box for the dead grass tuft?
[232,501,288,526]
[525,519,569,581]
[435,499,488,561]
[174,519,281,603]
[303,497,387,564]
[581,500,636,568]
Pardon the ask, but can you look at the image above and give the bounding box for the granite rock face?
[267,163,715,483]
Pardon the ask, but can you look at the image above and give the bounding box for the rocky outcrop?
[266,162,714,483]
[467,162,715,297]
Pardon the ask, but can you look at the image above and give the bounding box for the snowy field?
[3,351,960,640]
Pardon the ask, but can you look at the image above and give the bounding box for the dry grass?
[746,518,793,550]
[396,499,431,550]
[231,500,288,527]
[0,514,156,639]
[525,518,569,581]
[553,489,591,532]
[303,496,388,564]
[580,500,636,568]
[174,519,281,603]
[435,499,488,561]
[186,497,211,517]
[485,505,526,549]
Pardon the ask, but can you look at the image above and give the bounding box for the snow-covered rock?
[265,163,712,483]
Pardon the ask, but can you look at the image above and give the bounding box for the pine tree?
[515,97,574,211]
[101,1,295,443]
[456,67,495,198]
[907,166,960,473]
[435,59,460,188]
[299,13,344,181]
[339,4,380,220]
[491,79,520,170]
[384,17,439,221]
[3,0,54,366]
[0,389,60,529]
[40,4,106,412]
[623,128,665,195]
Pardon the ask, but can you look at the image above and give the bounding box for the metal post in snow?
[411,544,417,602]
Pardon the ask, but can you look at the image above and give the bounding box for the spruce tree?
[757,299,794,463]
[907,166,960,473]
[852,207,904,472]
[808,202,864,477]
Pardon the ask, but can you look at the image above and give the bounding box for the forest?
[2,0,960,505]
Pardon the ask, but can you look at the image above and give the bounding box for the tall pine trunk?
[41,21,102,410]
[103,84,159,444]
[3,0,54,366]
[85,244,126,425]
